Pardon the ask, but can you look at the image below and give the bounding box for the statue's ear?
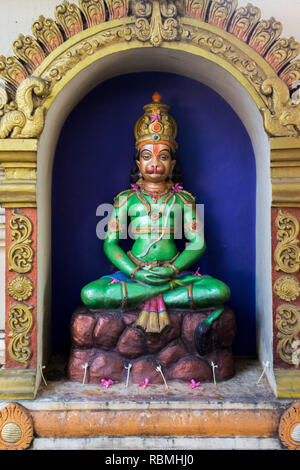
[136,159,141,171]
[170,159,176,174]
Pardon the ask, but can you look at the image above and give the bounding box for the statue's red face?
[136,143,176,183]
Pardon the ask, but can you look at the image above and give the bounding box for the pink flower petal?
[189,379,200,388]
[139,378,149,388]
[131,184,138,191]
[172,183,183,193]
[101,379,114,388]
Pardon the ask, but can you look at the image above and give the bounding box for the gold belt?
[133,226,174,235]
[127,250,179,268]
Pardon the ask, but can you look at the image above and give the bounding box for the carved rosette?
[55,1,84,39]
[274,210,300,274]
[32,16,64,54]
[13,34,46,73]
[207,0,238,30]
[276,304,300,366]
[274,276,300,302]
[279,402,300,450]
[8,211,33,274]
[0,403,33,451]
[79,0,106,27]
[8,303,34,367]
[8,276,34,302]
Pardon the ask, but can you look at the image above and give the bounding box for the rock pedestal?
[67,306,236,384]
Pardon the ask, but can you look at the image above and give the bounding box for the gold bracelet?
[130,266,140,280]
[167,263,180,276]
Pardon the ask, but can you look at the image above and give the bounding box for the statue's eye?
[160,154,170,160]
[142,154,151,160]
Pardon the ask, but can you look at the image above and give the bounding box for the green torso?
[128,191,179,262]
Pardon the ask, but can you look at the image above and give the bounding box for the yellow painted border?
[274,369,300,398]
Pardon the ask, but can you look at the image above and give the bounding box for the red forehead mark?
[153,144,160,156]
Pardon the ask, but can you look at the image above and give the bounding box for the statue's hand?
[134,269,170,286]
[147,266,175,280]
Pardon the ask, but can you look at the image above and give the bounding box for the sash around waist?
[127,250,180,267]
[132,226,175,235]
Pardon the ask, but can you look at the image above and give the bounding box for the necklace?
[141,186,169,201]
[136,189,173,222]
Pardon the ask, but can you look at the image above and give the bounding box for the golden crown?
[134,92,178,150]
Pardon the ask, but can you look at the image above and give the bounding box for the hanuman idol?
[81,92,230,355]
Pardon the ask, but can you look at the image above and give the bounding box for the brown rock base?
[68,306,236,385]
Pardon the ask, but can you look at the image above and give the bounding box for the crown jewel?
[134,92,178,150]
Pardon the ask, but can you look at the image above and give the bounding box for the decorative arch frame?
[1,0,300,399]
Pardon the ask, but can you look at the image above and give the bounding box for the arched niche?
[1,0,300,399]
[37,47,272,392]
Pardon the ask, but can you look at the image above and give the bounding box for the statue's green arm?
[172,192,206,272]
[103,191,137,277]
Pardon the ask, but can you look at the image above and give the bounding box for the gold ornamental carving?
[0,403,33,450]
[274,210,300,274]
[0,56,29,90]
[265,37,300,75]
[13,34,46,74]
[280,60,300,88]
[32,16,64,54]
[276,304,300,366]
[185,0,210,21]
[0,76,50,139]
[0,0,298,141]
[8,276,34,302]
[181,23,270,107]
[279,402,300,450]
[274,276,300,302]
[135,0,179,47]
[207,0,238,30]
[55,1,84,39]
[248,17,282,56]
[79,0,106,27]
[228,3,261,43]
[40,24,135,89]
[8,303,34,367]
[8,210,34,274]
[261,77,300,137]
[105,0,129,20]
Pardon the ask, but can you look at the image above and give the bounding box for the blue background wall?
[52,72,256,356]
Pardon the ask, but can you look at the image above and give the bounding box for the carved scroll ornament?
[274,210,300,274]
[8,211,34,274]
[276,304,300,366]
[8,303,34,367]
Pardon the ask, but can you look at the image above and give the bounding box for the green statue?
[81,92,230,355]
